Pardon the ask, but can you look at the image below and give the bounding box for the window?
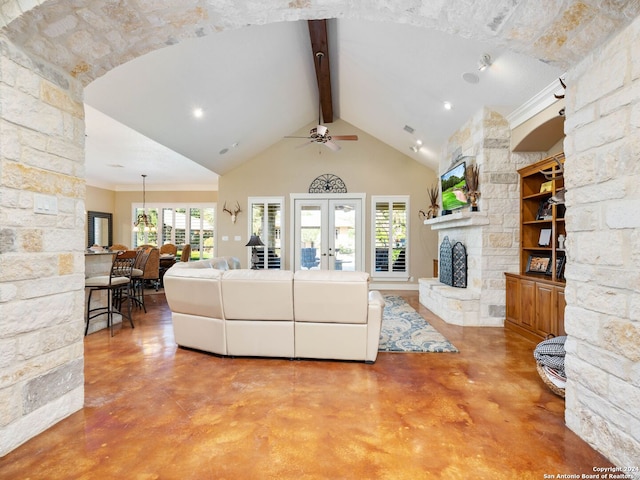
[132,203,215,260]
[372,196,409,279]
[249,197,283,269]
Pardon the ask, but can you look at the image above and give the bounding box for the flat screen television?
[440,162,468,212]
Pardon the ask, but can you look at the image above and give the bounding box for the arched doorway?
[1,0,637,459]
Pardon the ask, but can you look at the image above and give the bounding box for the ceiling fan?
[285,51,358,152]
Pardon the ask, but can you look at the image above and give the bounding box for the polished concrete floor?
[1,291,612,479]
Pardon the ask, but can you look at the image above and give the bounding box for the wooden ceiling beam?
[307,19,333,124]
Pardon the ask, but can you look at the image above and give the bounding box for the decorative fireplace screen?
[439,236,467,288]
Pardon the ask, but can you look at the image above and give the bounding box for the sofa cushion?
[293,270,370,324]
[222,269,294,321]
[164,267,225,319]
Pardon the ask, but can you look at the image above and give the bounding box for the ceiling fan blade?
[324,140,341,151]
[285,135,313,139]
[296,140,314,149]
[331,135,358,141]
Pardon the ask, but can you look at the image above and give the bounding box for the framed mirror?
[87,211,113,248]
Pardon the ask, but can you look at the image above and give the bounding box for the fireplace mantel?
[424,211,490,230]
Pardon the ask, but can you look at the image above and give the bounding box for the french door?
[292,194,364,271]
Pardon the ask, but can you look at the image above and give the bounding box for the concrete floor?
[0,291,612,479]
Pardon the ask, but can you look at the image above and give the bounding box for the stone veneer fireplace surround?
[419,210,496,327]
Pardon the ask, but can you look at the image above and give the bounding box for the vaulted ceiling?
[3,2,638,191]
[83,18,563,190]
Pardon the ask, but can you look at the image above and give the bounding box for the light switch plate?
[34,193,58,215]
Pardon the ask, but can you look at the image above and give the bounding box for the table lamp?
[245,235,264,269]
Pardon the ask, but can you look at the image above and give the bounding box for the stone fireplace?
[419,108,546,327]
[419,211,496,326]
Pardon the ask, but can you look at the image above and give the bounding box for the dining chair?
[138,245,160,290]
[159,243,178,256]
[179,244,191,262]
[85,249,138,336]
[109,243,129,251]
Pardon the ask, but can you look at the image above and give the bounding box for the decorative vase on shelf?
[558,234,566,250]
[468,192,479,212]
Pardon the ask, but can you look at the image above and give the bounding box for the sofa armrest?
[366,290,385,362]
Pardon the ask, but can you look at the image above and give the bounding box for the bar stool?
[85,250,138,336]
[131,247,151,312]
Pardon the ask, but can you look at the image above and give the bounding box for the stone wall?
[0,0,638,467]
[563,15,640,470]
[0,34,86,456]
[421,108,544,326]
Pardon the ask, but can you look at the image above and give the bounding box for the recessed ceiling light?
[443,101,453,111]
[462,72,480,84]
[193,107,204,118]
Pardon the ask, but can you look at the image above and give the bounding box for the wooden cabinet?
[505,273,566,342]
[505,153,566,341]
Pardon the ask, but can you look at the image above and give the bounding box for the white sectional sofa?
[163,259,385,363]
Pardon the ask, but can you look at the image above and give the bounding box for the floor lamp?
[246,235,264,269]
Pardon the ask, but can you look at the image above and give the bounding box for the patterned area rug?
[379,295,458,353]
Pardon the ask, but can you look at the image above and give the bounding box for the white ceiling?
[84,19,563,190]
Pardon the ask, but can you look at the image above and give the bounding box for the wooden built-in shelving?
[505,153,567,342]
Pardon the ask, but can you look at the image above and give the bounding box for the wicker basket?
[536,362,565,398]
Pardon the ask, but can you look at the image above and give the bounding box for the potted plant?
[420,184,440,219]
[465,164,480,211]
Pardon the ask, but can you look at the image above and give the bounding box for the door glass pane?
[333,203,355,271]
[300,205,321,270]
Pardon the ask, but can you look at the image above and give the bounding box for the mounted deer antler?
[223,201,241,224]
[540,156,564,181]
[554,77,566,99]
[554,77,566,116]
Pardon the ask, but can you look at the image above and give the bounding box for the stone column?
[0,34,86,456]
[562,15,640,470]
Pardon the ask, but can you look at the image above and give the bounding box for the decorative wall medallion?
[309,174,347,193]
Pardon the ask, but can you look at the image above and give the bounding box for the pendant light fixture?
[133,174,156,233]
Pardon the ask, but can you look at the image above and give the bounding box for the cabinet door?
[555,287,566,336]
[520,279,536,329]
[505,275,520,324]
[535,283,555,337]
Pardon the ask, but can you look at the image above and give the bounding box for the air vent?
[403,125,415,134]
